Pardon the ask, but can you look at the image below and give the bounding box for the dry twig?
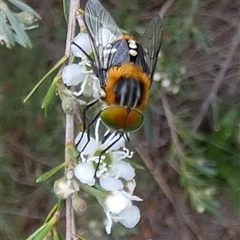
[192,26,240,133]
[64,0,80,239]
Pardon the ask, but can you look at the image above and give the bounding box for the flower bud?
[61,96,78,115]
[53,177,76,199]
[72,192,87,215]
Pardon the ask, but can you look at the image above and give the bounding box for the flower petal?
[110,160,135,181]
[62,64,85,86]
[125,180,136,195]
[118,205,141,228]
[102,132,126,151]
[105,191,131,214]
[75,132,98,156]
[74,162,95,186]
[105,210,113,234]
[99,176,123,191]
[71,33,92,58]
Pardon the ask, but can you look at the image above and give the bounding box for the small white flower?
[104,188,142,234]
[71,33,92,58]
[74,162,95,186]
[171,85,180,94]
[196,205,205,214]
[105,191,131,214]
[153,71,161,81]
[180,66,186,75]
[69,34,102,98]
[75,125,131,178]
[161,78,171,88]
[204,187,216,196]
[62,64,86,86]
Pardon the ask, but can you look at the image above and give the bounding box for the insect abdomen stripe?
[114,77,144,108]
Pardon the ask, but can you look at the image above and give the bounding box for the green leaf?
[0,14,15,47]
[44,201,63,223]
[41,76,59,109]
[13,31,32,48]
[26,221,55,240]
[75,234,87,240]
[66,144,80,161]
[189,188,219,215]
[181,172,206,187]
[36,163,66,183]
[7,0,41,19]
[193,163,216,177]
[124,159,145,170]
[219,105,239,136]
[217,161,240,216]
[23,55,68,103]
[192,26,212,50]
[79,183,107,204]
[227,188,240,217]
[62,0,69,23]
[53,226,62,240]
[4,6,32,48]
[187,158,216,177]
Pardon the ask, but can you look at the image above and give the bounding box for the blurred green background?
[1,0,239,239]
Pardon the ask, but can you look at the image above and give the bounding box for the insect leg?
[76,98,99,148]
[95,132,123,177]
[80,108,101,153]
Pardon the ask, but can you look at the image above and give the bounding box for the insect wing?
[141,15,163,82]
[84,0,123,86]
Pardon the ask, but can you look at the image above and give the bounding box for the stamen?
[95,118,101,143]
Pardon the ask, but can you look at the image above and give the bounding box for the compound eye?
[100,106,143,132]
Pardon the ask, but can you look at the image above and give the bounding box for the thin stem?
[65,1,80,57]
[64,0,80,239]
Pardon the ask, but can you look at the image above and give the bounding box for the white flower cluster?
[61,33,142,234]
[154,70,181,94]
[62,33,101,99]
[74,119,142,234]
